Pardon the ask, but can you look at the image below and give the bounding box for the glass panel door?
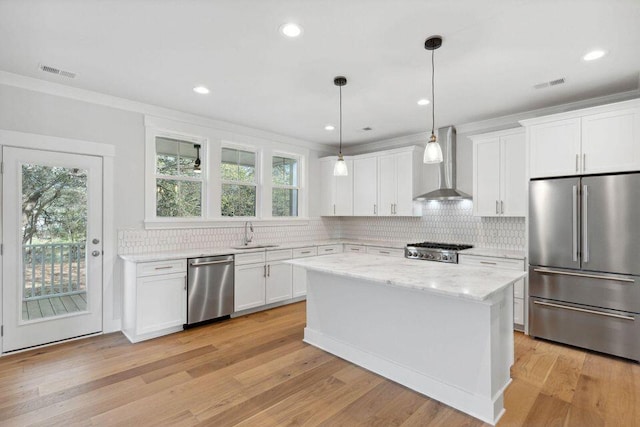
[2,147,103,353]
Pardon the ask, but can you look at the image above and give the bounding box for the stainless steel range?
[405,242,473,263]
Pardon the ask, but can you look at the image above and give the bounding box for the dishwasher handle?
[190,259,234,267]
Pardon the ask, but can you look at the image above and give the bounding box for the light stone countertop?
[458,247,526,261]
[118,239,406,262]
[286,253,527,302]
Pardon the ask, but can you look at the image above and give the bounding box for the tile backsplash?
[118,202,525,255]
[338,200,525,250]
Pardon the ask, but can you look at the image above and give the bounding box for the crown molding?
[0,70,334,153]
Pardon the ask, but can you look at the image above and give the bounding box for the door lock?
[92,238,100,244]
[91,250,101,257]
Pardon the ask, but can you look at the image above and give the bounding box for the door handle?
[534,300,634,321]
[583,184,589,263]
[91,250,101,257]
[92,238,100,244]
[572,185,578,262]
[533,268,634,283]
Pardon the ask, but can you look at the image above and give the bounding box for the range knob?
[411,251,418,257]
[442,254,449,261]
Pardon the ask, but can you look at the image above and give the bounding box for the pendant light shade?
[423,36,444,164]
[333,76,348,176]
[193,144,202,173]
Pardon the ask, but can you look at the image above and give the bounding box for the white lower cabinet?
[122,259,187,343]
[234,263,267,312]
[458,254,526,330]
[292,246,318,297]
[265,249,293,304]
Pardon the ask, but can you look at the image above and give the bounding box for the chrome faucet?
[243,221,254,245]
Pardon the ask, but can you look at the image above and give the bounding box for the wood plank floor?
[22,292,87,320]
[0,301,638,426]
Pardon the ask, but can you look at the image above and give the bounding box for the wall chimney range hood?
[414,126,471,201]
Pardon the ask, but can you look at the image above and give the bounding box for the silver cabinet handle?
[379,251,390,255]
[572,185,578,262]
[263,265,266,277]
[583,153,586,172]
[495,200,499,214]
[534,300,635,321]
[583,184,589,263]
[394,203,397,214]
[154,265,173,270]
[575,154,579,172]
[267,264,271,277]
[480,261,497,265]
[374,204,377,215]
[190,260,233,267]
[533,268,634,283]
[333,204,336,215]
[500,201,504,215]
[300,251,311,254]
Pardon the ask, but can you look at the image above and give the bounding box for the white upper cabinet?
[320,157,353,216]
[353,156,378,216]
[471,129,526,217]
[522,99,640,178]
[320,146,425,217]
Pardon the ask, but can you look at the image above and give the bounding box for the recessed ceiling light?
[417,98,430,106]
[324,124,335,131]
[193,86,210,94]
[583,50,606,61]
[279,23,303,38]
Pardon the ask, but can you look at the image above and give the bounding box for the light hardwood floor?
[0,301,638,426]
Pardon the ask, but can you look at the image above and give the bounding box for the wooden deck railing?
[22,242,86,301]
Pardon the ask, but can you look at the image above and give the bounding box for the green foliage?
[156,179,202,217]
[272,188,298,216]
[21,164,88,244]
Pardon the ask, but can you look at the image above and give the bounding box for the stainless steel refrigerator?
[529,173,640,362]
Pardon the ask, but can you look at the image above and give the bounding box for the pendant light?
[333,76,348,176]
[193,144,202,173]
[423,36,444,164]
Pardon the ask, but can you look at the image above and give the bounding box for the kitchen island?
[286,253,527,425]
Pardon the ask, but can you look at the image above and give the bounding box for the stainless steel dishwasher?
[187,255,234,326]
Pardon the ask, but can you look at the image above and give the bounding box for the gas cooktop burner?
[406,242,474,251]
[404,242,473,263]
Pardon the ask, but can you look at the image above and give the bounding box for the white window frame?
[145,128,208,221]
[271,152,301,217]
[220,142,261,218]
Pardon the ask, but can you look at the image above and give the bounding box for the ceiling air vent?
[38,63,77,79]
[533,77,565,90]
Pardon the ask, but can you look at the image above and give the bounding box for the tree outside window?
[221,147,257,217]
[272,155,298,217]
[155,137,203,217]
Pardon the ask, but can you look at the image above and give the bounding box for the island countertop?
[287,253,527,302]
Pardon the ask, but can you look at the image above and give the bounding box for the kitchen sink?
[231,244,279,250]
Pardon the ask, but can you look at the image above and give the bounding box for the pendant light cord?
[431,48,435,137]
[339,84,343,155]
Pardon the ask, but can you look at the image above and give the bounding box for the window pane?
[156,137,200,177]
[156,179,202,217]
[221,148,255,182]
[221,184,256,217]
[272,156,298,186]
[272,188,298,217]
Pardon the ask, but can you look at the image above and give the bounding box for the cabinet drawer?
[266,249,293,262]
[366,246,403,257]
[318,244,342,255]
[344,244,366,253]
[292,247,317,258]
[235,251,266,266]
[458,255,524,271]
[137,259,186,277]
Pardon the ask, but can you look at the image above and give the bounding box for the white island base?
[304,270,514,425]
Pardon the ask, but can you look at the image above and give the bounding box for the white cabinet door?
[394,151,415,216]
[353,156,378,216]
[335,160,354,216]
[320,160,336,216]
[377,154,396,216]
[136,272,186,335]
[501,132,526,216]
[582,109,640,174]
[473,139,501,216]
[266,262,293,304]
[529,118,581,178]
[292,265,307,297]
[234,264,266,311]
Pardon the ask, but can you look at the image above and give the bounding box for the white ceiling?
[1,0,639,146]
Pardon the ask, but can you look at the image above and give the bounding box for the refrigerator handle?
[583,184,589,263]
[572,185,578,262]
